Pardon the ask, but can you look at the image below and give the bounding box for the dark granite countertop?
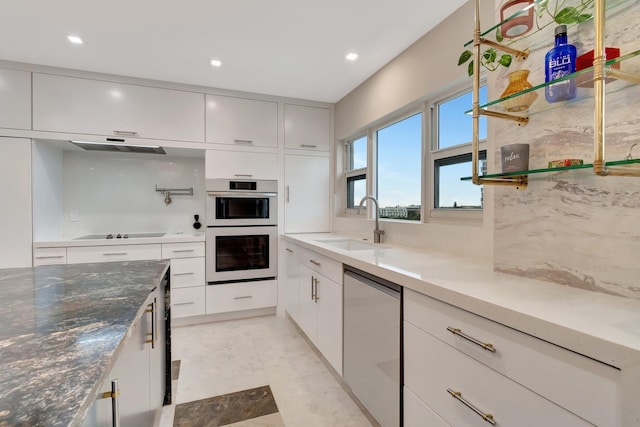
[0,260,170,427]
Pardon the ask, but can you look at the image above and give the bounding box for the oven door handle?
[206,191,277,198]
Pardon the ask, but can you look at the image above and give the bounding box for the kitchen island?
[0,260,170,427]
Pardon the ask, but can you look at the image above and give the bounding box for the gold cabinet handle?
[447,388,496,426]
[145,301,156,348]
[101,379,121,427]
[447,326,496,353]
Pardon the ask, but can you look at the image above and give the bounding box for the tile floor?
[159,314,376,427]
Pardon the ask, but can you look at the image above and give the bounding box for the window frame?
[344,135,368,212]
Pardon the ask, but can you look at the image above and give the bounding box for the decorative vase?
[500,69,538,112]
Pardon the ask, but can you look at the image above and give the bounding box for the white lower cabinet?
[67,244,161,264]
[297,262,342,375]
[404,289,618,427]
[82,285,166,427]
[404,387,450,427]
[205,280,277,314]
[283,243,300,323]
[164,242,206,320]
[172,287,206,318]
[33,247,67,266]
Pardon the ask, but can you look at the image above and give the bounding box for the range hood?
[71,139,166,154]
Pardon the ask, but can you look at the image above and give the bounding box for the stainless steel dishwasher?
[344,266,401,427]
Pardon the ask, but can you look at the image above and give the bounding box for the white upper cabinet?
[284,154,330,233]
[205,149,278,180]
[206,94,278,147]
[32,73,205,142]
[0,68,31,130]
[284,104,331,151]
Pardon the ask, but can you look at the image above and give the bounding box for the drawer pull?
[173,272,195,276]
[173,249,195,253]
[234,295,253,300]
[447,326,496,353]
[309,259,321,267]
[103,252,128,256]
[113,130,139,136]
[285,248,294,253]
[234,174,254,177]
[234,139,254,145]
[447,389,496,426]
[300,144,317,148]
[174,302,195,306]
[35,255,64,259]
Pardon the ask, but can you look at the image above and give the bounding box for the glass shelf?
[463,48,640,116]
[461,158,640,181]
[463,0,632,48]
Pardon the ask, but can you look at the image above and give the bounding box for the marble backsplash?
[492,0,640,299]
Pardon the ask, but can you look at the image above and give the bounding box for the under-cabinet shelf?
[465,48,640,116]
[461,158,640,181]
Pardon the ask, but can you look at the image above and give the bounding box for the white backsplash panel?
[491,0,640,299]
[62,151,205,237]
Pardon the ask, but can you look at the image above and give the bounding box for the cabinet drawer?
[404,387,450,427]
[66,244,161,264]
[170,257,205,289]
[205,280,277,314]
[172,287,205,318]
[162,242,205,259]
[404,289,617,426]
[33,247,67,266]
[404,322,592,427]
[205,149,278,180]
[300,248,342,284]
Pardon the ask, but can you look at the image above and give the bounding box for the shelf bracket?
[479,108,529,126]
[479,38,529,62]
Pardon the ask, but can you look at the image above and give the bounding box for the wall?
[492,0,640,300]
[61,150,205,237]
[333,0,495,264]
[31,143,206,240]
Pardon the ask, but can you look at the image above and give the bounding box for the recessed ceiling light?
[210,59,222,67]
[346,52,359,61]
[67,35,83,45]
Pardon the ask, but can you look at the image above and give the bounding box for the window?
[432,85,487,212]
[376,113,422,221]
[345,136,367,209]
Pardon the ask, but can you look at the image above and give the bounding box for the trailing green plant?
[458,0,595,76]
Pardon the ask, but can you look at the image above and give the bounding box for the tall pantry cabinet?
[283,104,331,233]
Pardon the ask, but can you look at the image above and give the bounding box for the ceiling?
[1,1,466,103]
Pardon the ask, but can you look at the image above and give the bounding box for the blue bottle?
[545,25,577,103]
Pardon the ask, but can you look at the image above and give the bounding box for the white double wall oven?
[205,179,278,284]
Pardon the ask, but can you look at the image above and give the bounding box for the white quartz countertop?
[34,232,205,248]
[284,233,640,369]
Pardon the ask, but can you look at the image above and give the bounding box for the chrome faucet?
[358,196,385,243]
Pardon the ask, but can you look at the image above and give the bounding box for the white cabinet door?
[205,280,277,314]
[404,387,450,427]
[0,68,31,130]
[284,244,300,323]
[148,287,166,415]
[298,265,317,343]
[0,138,32,268]
[284,104,331,151]
[206,149,278,180]
[284,154,330,233]
[206,95,277,147]
[315,274,342,375]
[32,73,205,142]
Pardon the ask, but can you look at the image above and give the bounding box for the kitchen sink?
[315,238,383,251]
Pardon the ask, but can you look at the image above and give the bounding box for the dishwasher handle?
[344,267,401,299]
